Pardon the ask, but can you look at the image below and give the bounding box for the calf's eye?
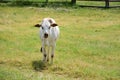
[42,27,44,29]
[48,27,51,29]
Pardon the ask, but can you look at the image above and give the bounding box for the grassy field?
[0,5,120,80]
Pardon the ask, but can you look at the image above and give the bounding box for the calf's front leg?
[47,47,50,62]
[51,45,55,64]
[42,47,47,61]
[41,41,47,61]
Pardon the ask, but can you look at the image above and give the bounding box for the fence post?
[105,0,109,8]
[71,0,76,5]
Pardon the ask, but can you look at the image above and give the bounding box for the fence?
[78,0,120,8]
[0,0,120,7]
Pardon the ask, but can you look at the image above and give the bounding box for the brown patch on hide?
[48,19,53,24]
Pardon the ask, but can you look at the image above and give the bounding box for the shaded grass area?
[0,6,120,80]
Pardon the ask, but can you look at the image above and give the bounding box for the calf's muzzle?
[44,33,48,38]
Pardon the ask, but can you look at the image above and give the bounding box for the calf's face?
[41,24,50,38]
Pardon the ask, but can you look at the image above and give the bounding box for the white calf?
[35,18,60,63]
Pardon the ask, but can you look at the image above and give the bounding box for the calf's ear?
[35,24,41,27]
[51,23,58,27]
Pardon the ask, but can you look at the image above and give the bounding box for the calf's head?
[35,22,58,39]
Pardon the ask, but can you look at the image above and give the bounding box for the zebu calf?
[35,18,60,63]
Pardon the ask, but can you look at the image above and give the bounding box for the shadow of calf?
[32,60,49,71]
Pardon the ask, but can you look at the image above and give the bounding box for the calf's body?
[35,18,60,63]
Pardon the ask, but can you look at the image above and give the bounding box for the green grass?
[0,5,120,80]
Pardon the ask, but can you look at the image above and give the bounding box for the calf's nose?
[44,33,48,38]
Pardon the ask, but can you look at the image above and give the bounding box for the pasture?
[0,5,120,80]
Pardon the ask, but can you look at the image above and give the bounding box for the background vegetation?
[0,0,120,7]
[0,1,120,80]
